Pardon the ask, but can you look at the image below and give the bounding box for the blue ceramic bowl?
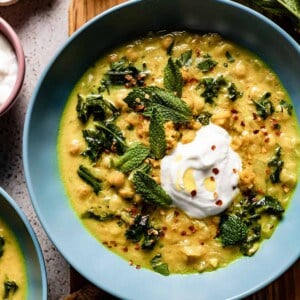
[23,0,300,299]
[0,188,47,299]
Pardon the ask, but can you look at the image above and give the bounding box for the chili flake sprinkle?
[191,190,197,197]
[215,199,223,206]
[211,145,216,151]
[212,168,219,175]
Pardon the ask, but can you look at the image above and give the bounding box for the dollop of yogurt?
[0,33,18,107]
[160,123,242,219]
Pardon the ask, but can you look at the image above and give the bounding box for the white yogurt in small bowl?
[0,17,25,116]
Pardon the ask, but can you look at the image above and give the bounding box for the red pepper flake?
[275,131,281,136]
[253,129,259,134]
[211,145,216,151]
[190,190,197,197]
[213,192,218,199]
[162,226,168,231]
[181,231,187,236]
[253,113,258,120]
[102,241,108,245]
[122,247,128,252]
[231,109,238,114]
[215,199,223,206]
[136,265,141,269]
[264,137,270,143]
[210,176,215,181]
[134,244,140,250]
[212,168,219,175]
[188,225,196,233]
[232,168,237,174]
[233,115,239,121]
[240,121,245,127]
[174,211,180,217]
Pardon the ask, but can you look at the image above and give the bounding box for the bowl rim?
[23,0,300,299]
[0,17,25,116]
[0,187,48,299]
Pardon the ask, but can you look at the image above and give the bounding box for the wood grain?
[67,0,300,299]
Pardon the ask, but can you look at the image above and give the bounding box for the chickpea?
[234,61,246,78]
[118,187,135,199]
[181,130,196,144]
[69,139,81,156]
[107,171,125,189]
[107,53,118,63]
[125,47,139,62]
[161,35,174,50]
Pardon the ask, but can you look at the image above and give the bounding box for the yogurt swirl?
[160,123,242,219]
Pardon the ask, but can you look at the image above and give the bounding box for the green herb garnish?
[199,76,227,104]
[82,207,115,221]
[125,214,161,249]
[77,165,102,194]
[150,254,170,276]
[196,111,212,125]
[228,83,243,101]
[268,145,284,183]
[279,99,293,115]
[115,143,150,173]
[164,57,184,97]
[253,92,274,119]
[104,57,147,87]
[197,56,218,73]
[132,171,172,207]
[4,280,18,299]
[124,86,192,123]
[149,108,166,159]
[225,50,235,63]
[176,49,193,67]
[0,236,4,258]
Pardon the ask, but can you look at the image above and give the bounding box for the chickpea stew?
[58,31,300,275]
[0,217,27,299]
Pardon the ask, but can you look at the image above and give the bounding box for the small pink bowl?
[0,17,25,116]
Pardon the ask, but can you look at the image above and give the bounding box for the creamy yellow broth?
[58,31,300,274]
[0,218,27,299]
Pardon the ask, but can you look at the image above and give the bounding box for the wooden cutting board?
[66,1,300,299]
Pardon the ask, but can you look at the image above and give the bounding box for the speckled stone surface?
[0,1,70,299]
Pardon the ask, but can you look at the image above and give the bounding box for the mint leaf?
[149,108,166,159]
[132,171,172,207]
[115,143,150,173]
[176,50,193,67]
[164,57,184,97]
[124,86,192,123]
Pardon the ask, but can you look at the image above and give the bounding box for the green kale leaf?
[197,55,218,73]
[77,165,102,195]
[81,207,115,221]
[199,76,227,104]
[0,236,4,258]
[268,145,284,183]
[4,280,18,299]
[104,57,148,87]
[150,253,170,276]
[219,215,248,247]
[253,92,274,119]
[125,214,161,250]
